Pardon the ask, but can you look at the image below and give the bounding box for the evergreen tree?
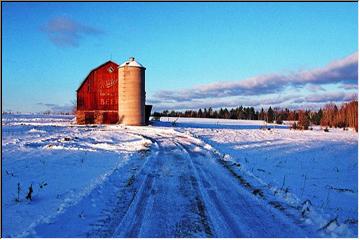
[267,107,274,123]
[259,108,265,120]
[198,109,203,118]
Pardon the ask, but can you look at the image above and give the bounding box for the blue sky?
[2,2,358,112]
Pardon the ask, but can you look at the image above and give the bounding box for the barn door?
[103,112,109,124]
[85,112,94,124]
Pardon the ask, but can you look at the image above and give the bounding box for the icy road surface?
[2,115,357,237]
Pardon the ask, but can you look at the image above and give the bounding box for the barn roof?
[76,60,119,92]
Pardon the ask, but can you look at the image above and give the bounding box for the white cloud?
[150,52,358,110]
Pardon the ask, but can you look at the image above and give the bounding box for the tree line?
[153,100,358,131]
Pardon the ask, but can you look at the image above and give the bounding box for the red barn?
[76,61,119,124]
[76,58,153,125]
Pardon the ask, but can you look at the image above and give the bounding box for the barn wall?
[76,61,119,124]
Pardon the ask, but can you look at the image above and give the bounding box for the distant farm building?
[76,57,152,126]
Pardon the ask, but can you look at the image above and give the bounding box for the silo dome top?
[119,57,145,69]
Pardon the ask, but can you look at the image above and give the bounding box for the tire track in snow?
[178,152,213,236]
[113,173,156,237]
[89,140,161,237]
[174,141,244,237]
[116,131,214,237]
[112,137,165,237]
[186,130,322,233]
[173,134,314,237]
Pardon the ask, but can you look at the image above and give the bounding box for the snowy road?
[3,115,356,237]
[29,128,317,237]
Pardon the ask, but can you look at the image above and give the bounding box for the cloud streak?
[41,16,104,48]
[150,91,357,111]
[152,52,358,102]
[293,91,357,104]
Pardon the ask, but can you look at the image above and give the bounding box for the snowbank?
[2,115,151,237]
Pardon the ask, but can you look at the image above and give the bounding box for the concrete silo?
[118,57,146,126]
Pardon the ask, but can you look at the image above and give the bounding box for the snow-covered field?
[2,114,358,237]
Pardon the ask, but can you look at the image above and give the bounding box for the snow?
[119,57,144,68]
[2,114,357,237]
[2,115,151,237]
[157,117,358,237]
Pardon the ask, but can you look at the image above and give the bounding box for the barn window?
[107,67,114,73]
